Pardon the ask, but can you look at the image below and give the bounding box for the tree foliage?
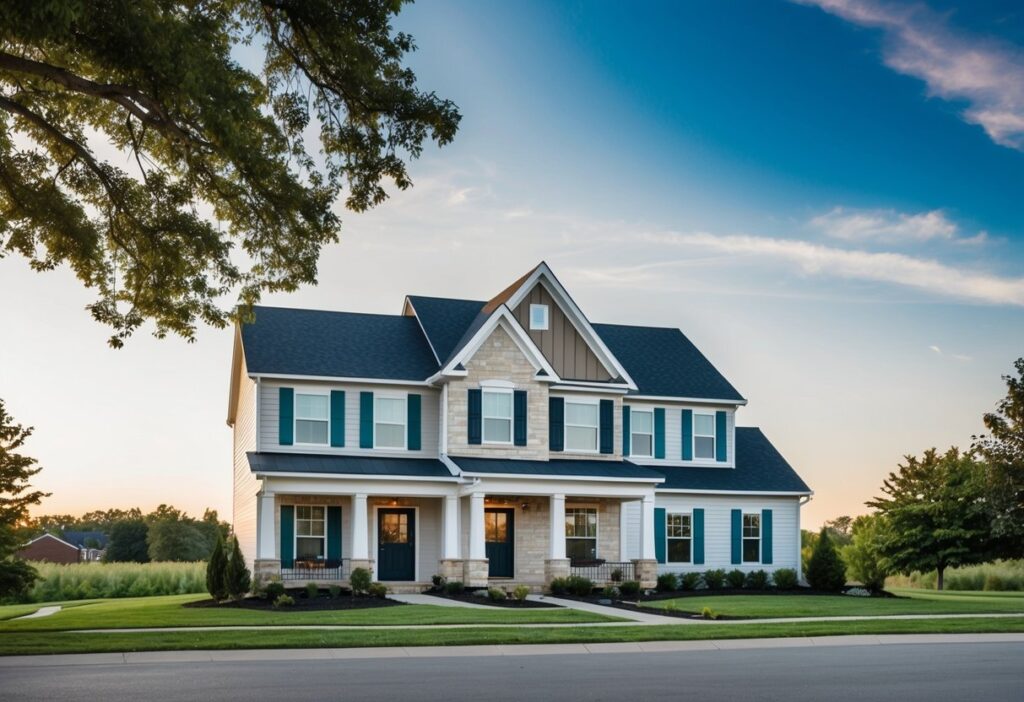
[103,519,149,563]
[206,532,228,600]
[225,536,251,600]
[0,399,49,598]
[805,529,846,592]
[973,357,1024,556]
[841,513,889,591]
[0,0,460,346]
[868,447,990,590]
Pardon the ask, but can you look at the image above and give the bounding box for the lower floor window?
[296,505,326,559]
[565,507,597,562]
[742,513,760,563]
[667,513,692,563]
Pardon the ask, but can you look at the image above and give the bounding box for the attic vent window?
[530,304,549,331]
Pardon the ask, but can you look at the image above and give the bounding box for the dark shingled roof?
[248,452,455,479]
[652,428,811,493]
[61,530,109,548]
[592,323,744,401]
[241,306,439,380]
[450,456,665,481]
[405,296,486,364]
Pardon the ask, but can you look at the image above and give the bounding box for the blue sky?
[1,0,1021,527]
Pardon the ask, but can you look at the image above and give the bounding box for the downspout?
[797,494,812,583]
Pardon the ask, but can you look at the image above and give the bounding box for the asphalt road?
[2,643,1022,701]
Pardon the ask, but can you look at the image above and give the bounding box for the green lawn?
[2,616,1023,656]
[643,589,1024,618]
[0,594,620,632]
[0,600,98,621]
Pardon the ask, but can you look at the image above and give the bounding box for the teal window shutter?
[693,508,705,564]
[715,410,727,462]
[407,394,422,450]
[468,389,482,445]
[549,397,564,451]
[330,391,345,447]
[359,392,374,448]
[761,509,773,564]
[654,507,666,564]
[327,506,342,561]
[280,505,294,568]
[681,409,693,460]
[599,399,613,454]
[278,387,294,446]
[622,406,631,455]
[730,509,742,564]
[654,408,665,459]
[513,390,527,446]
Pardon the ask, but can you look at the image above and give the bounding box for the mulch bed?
[423,591,559,608]
[185,589,404,612]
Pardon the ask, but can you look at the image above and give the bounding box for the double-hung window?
[742,513,761,563]
[295,393,329,445]
[667,513,692,563]
[565,507,598,562]
[295,506,326,559]
[374,396,407,449]
[482,389,513,444]
[630,409,654,457]
[564,400,599,452]
[694,413,716,459]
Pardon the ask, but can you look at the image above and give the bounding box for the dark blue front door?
[485,508,514,578]
[378,508,415,581]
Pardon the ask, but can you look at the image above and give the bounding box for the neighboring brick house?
[17,534,81,564]
[228,263,811,591]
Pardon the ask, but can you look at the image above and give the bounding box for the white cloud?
[794,0,1024,150]
[928,344,972,361]
[811,206,961,243]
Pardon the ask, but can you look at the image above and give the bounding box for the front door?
[377,508,415,581]
[485,508,515,578]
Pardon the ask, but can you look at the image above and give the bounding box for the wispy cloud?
[809,206,986,245]
[929,344,972,361]
[794,0,1024,150]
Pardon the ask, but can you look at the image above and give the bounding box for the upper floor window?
[529,303,549,331]
[630,409,653,457]
[694,413,716,459]
[295,393,329,445]
[295,505,326,559]
[742,513,760,563]
[374,396,406,449]
[667,513,692,563]
[564,400,599,452]
[565,507,597,562]
[482,389,513,444]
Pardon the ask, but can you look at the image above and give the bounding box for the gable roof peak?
[482,262,543,315]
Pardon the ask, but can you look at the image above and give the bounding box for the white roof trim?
[458,471,664,484]
[23,533,80,550]
[549,384,630,395]
[439,454,462,477]
[439,307,560,381]
[655,488,814,496]
[249,373,434,387]
[502,263,637,390]
[626,394,748,406]
[253,471,461,483]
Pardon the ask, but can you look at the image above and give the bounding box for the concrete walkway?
[3,633,1023,667]
[13,606,61,620]
[528,595,686,624]
[389,593,496,609]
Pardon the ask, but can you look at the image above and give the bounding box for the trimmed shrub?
[610,568,623,583]
[445,580,465,595]
[487,587,507,602]
[225,537,251,600]
[431,574,446,590]
[772,568,799,590]
[205,533,228,600]
[618,580,641,598]
[264,581,285,601]
[806,530,846,592]
[745,570,769,590]
[656,573,678,592]
[513,585,530,602]
[329,584,342,598]
[701,606,719,620]
[273,593,294,608]
[349,567,372,595]
[305,582,319,599]
[702,569,726,590]
[368,583,388,599]
[548,577,569,596]
[601,585,619,599]
[726,569,746,589]
[27,561,206,603]
[679,572,702,591]
[566,575,594,597]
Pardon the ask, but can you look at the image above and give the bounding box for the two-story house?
[227,263,812,591]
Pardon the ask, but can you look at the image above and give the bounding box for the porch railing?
[281,558,350,581]
[570,560,636,583]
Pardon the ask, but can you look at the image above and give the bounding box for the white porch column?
[549,494,566,560]
[443,495,461,560]
[351,493,369,560]
[468,492,486,560]
[619,500,630,562]
[256,492,276,559]
[640,494,656,561]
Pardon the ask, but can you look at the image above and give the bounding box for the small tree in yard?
[842,514,889,591]
[205,532,228,601]
[806,529,846,591]
[225,537,251,600]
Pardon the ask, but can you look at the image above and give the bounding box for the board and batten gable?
[259,380,441,457]
[624,401,736,468]
[230,354,259,571]
[511,282,612,382]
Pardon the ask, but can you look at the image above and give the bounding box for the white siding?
[624,495,801,574]
[231,356,259,570]
[259,380,441,458]
[625,402,735,468]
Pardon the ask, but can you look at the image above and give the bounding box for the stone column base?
[632,559,658,589]
[349,559,375,581]
[438,559,464,582]
[463,559,489,587]
[544,558,571,585]
[254,559,281,584]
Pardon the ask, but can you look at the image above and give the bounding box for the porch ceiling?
[248,452,455,479]
[449,455,664,482]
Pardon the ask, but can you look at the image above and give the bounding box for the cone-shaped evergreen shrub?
[225,537,252,600]
[206,533,228,600]
[806,529,847,591]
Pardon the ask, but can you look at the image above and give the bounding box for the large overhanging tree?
[0,0,460,346]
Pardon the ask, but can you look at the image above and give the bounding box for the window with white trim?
[667,513,692,563]
[296,506,326,559]
[295,393,329,445]
[482,389,513,444]
[742,513,760,563]
[564,400,599,452]
[374,396,406,449]
[694,413,716,459]
[630,409,653,457]
[529,304,549,330]
[565,507,597,562]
